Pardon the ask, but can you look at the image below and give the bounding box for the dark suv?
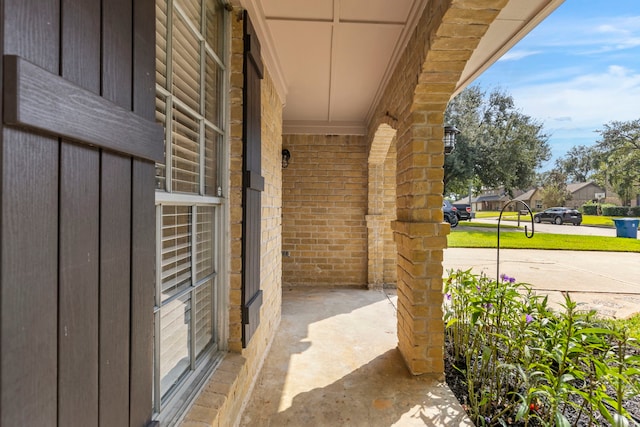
[533,207,582,225]
[453,203,472,221]
[443,200,459,227]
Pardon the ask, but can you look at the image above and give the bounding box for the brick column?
[365,214,392,288]
[393,118,449,376]
[386,0,505,378]
[367,124,397,288]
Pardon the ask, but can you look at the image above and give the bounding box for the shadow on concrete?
[240,287,471,426]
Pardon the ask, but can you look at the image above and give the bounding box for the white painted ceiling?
[239,0,564,134]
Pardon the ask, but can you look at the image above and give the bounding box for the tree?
[540,169,571,207]
[555,145,598,183]
[594,119,640,205]
[443,86,482,197]
[444,86,551,198]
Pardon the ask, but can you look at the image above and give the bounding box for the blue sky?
[473,0,640,170]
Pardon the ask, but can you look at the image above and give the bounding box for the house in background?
[566,181,621,208]
[458,187,525,212]
[0,1,565,426]
[464,181,623,213]
[514,182,621,211]
[474,192,511,211]
[515,187,544,210]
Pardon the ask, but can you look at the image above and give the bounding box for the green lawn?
[448,229,640,252]
[455,221,518,230]
[610,314,640,340]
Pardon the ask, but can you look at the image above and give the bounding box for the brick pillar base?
[392,220,447,377]
[366,214,392,289]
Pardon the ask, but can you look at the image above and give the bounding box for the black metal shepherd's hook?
[496,200,535,282]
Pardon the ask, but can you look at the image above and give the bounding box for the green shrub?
[444,269,640,426]
[582,203,598,215]
[630,206,640,217]
[602,205,631,216]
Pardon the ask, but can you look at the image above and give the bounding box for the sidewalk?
[444,248,640,319]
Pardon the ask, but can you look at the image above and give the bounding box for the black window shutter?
[242,11,264,347]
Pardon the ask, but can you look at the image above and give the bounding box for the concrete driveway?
[444,248,640,319]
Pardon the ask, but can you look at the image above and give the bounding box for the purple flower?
[500,274,517,283]
[476,285,481,292]
[525,314,533,324]
[445,293,451,301]
[484,303,493,309]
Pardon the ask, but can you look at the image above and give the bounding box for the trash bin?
[613,218,639,238]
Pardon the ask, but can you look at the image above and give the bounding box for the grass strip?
[455,221,518,229]
[448,229,640,252]
[611,314,640,340]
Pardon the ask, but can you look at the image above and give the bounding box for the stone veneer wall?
[281,134,368,287]
[181,10,283,426]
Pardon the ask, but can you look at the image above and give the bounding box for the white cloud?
[520,15,640,54]
[498,49,542,62]
[512,65,640,135]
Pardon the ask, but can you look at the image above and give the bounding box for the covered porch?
[239,287,472,426]
[242,0,565,376]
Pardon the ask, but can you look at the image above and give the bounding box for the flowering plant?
[444,269,640,426]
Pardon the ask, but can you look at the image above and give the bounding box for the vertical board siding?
[100,1,133,425]
[103,0,133,106]
[2,0,158,426]
[130,0,157,425]
[58,1,101,425]
[1,0,60,425]
[99,153,132,427]
[130,161,156,427]
[0,132,60,426]
[242,12,264,347]
[58,143,101,426]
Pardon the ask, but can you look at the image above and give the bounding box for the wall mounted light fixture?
[282,149,291,168]
[443,125,460,155]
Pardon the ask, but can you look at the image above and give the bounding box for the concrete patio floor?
[239,287,472,427]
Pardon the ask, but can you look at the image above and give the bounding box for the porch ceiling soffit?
[454,0,564,97]
[237,0,564,135]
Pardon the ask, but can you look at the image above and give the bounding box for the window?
[535,199,543,209]
[154,0,227,423]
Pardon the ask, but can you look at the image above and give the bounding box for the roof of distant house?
[515,188,538,201]
[475,194,509,203]
[566,181,601,193]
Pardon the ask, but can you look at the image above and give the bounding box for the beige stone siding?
[282,134,368,287]
[181,12,283,426]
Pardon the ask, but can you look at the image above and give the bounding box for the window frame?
[153,0,230,424]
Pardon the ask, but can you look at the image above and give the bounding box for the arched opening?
[367,124,397,289]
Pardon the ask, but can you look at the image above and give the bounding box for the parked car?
[443,200,459,228]
[453,203,472,221]
[533,207,582,225]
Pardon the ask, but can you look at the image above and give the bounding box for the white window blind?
[154,0,227,420]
